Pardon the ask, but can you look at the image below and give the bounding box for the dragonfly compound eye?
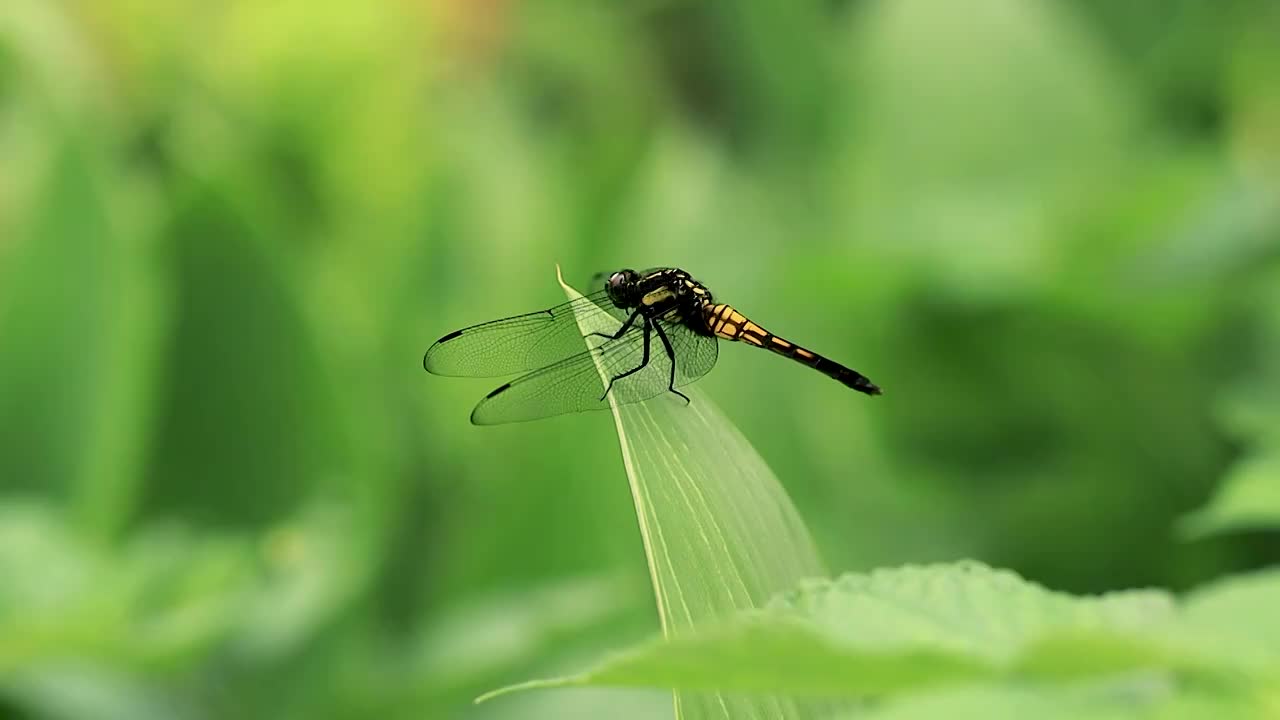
[607,269,638,308]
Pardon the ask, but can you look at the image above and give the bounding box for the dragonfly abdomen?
[800,350,882,395]
[704,303,882,396]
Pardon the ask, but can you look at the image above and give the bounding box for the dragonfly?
[423,268,881,424]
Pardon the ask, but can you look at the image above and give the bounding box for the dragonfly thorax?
[627,269,713,325]
[608,268,713,312]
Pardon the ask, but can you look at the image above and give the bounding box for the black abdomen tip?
[836,367,881,396]
[846,375,881,396]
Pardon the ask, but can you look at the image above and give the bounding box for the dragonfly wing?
[424,289,623,377]
[470,315,719,425]
[662,316,718,387]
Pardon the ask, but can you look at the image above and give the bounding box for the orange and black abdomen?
[703,303,882,395]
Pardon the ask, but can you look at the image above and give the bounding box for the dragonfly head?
[605,269,641,309]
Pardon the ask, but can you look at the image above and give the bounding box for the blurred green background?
[2,0,1279,718]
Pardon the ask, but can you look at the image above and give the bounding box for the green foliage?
[1181,453,1280,538]
[0,501,369,717]
[1183,282,1280,539]
[0,502,251,675]
[483,563,1280,718]
[838,684,1263,720]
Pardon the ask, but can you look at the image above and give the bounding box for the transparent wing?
[470,313,718,425]
[668,317,718,387]
[423,288,627,377]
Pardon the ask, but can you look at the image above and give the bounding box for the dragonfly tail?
[705,303,882,396]
[765,340,882,396]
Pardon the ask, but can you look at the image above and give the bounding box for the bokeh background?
[2,0,1279,718]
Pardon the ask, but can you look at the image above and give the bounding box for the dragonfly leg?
[599,318,652,401]
[652,320,691,405]
[587,309,641,343]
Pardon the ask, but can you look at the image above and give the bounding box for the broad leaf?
[481,561,1280,707]
[1179,453,1280,538]
[480,562,1189,703]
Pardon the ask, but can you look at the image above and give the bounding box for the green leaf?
[1184,284,1280,541]
[840,0,1130,299]
[480,562,1201,704]
[0,501,253,676]
[767,564,1175,664]
[0,139,162,538]
[842,682,1262,720]
[476,615,991,702]
[1178,568,1280,672]
[1179,453,1280,538]
[478,270,840,718]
